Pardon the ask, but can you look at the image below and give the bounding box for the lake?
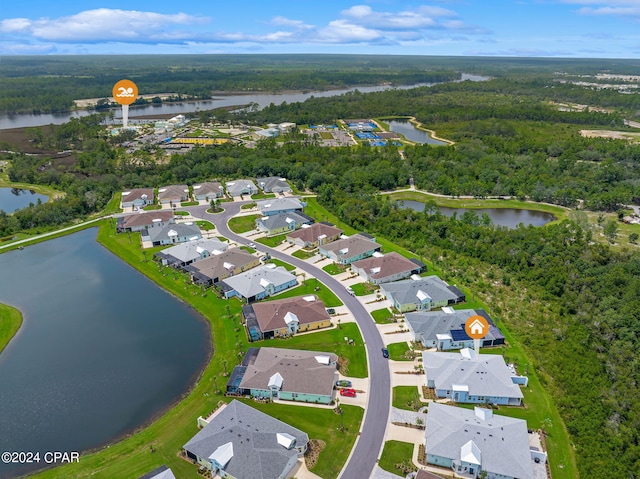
[399,200,556,228]
[0,228,209,478]
[0,187,49,214]
[386,119,449,145]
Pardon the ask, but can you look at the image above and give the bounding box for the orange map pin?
[465,315,489,340]
[112,79,139,105]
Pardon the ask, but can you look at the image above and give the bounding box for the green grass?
[250,193,276,199]
[0,170,65,200]
[239,400,364,479]
[143,204,162,210]
[0,303,23,354]
[349,282,378,296]
[370,308,394,324]
[180,201,198,207]
[273,277,343,307]
[292,248,316,259]
[173,211,189,216]
[228,214,259,233]
[387,341,412,361]
[266,322,367,378]
[256,233,286,247]
[322,263,346,275]
[267,258,296,271]
[392,386,428,411]
[195,220,214,231]
[241,202,257,210]
[378,440,416,475]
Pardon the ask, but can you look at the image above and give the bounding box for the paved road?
[187,202,391,479]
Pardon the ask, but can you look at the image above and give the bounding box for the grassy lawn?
[350,282,378,297]
[143,204,162,210]
[241,202,257,210]
[273,277,343,307]
[370,308,394,324]
[180,201,199,207]
[250,193,276,199]
[173,211,189,216]
[228,214,259,233]
[322,263,347,275]
[267,258,296,271]
[0,303,23,354]
[319,131,333,139]
[265,322,367,378]
[392,386,428,411]
[378,440,416,476]
[256,233,286,247]
[292,248,317,260]
[0,170,65,200]
[240,400,363,479]
[195,220,214,231]
[387,341,412,361]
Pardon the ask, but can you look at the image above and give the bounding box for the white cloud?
[559,1,640,17]
[270,16,313,30]
[317,20,382,43]
[340,4,459,30]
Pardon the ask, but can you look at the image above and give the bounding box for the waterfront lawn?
[241,400,364,479]
[292,248,316,260]
[0,303,23,354]
[267,322,367,379]
[370,308,394,324]
[273,277,343,307]
[378,440,416,475]
[228,214,259,233]
[256,233,286,247]
[392,386,427,411]
[387,342,412,361]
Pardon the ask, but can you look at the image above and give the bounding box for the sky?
[1,0,639,58]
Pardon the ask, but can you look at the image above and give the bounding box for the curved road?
[187,202,390,479]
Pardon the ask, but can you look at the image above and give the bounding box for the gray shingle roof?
[137,465,176,479]
[257,212,312,232]
[184,400,309,479]
[155,238,228,264]
[222,265,296,299]
[406,309,502,345]
[422,349,523,400]
[239,347,337,397]
[256,177,291,192]
[145,223,202,243]
[426,403,533,479]
[380,275,462,305]
[226,179,258,197]
[257,198,303,215]
[320,234,380,261]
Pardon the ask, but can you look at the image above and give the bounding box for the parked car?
[248,242,256,248]
[336,380,352,388]
[340,388,356,397]
[381,348,389,359]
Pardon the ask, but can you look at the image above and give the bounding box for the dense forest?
[2,60,640,477]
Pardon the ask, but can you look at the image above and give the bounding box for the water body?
[0,187,49,213]
[400,200,556,228]
[386,119,449,146]
[0,228,209,478]
[0,74,487,130]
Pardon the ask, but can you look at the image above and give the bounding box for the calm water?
[0,188,49,213]
[386,119,449,145]
[0,228,209,478]
[0,74,487,130]
[400,200,556,228]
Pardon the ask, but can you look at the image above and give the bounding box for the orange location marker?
[465,315,489,340]
[112,79,139,105]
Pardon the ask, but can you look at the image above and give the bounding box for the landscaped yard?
[378,440,416,476]
[387,341,413,361]
[350,282,378,296]
[195,220,214,231]
[228,214,259,233]
[266,258,296,271]
[250,193,276,200]
[393,386,428,412]
[322,263,348,275]
[173,210,189,216]
[256,233,286,247]
[292,248,317,259]
[274,277,343,308]
[370,307,394,324]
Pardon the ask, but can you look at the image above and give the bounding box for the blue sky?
[1,0,639,58]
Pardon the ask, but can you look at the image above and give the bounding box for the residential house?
[277,122,296,132]
[137,465,176,479]
[183,400,309,479]
[415,470,446,479]
[256,197,304,217]
[185,248,260,286]
[226,179,258,197]
[221,264,297,302]
[318,233,381,265]
[116,210,174,233]
[380,275,465,313]
[286,223,342,249]
[256,212,313,236]
[157,184,189,206]
[154,238,228,268]
[141,222,202,247]
[228,347,338,404]
[192,181,224,201]
[425,403,537,479]
[256,177,292,194]
[351,252,425,285]
[243,295,332,341]
[120,188,154,210]
[422,348,528,406]
[406,308,505,350]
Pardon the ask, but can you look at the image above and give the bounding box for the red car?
[340,388,356,397]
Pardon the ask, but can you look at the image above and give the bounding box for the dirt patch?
[580,129,640,141]
[304,439,326,470]
[0,126,61,154]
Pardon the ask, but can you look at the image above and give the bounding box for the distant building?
[157,184,189,205]
[185,248,260,286]
[243,295,332,341]
[380,275,465,313]
[423,348,527,405]
[121,188,154,210]
[256,212,314,236]
[221,264,297,302]
[406,308,505,350]
[286,223,342,249]
[141,222,202,247]
[154,238,228,268]
[425,403,538,479]
[351,252,425,284]
[116,210,174,233]
[192,181,224,201]
[256,177,292,194]
[226,179,258,197]
[183,400,308,479]
[228,347,338,404]
[318,233,381,265]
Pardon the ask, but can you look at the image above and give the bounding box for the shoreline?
[0,303,23,355]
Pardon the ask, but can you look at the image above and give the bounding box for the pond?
[399,200,556,228]
[0,228,209,478]
[0,187,49,213]
[386,119,449,145]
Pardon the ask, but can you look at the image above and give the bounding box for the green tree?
[604,220,619,244]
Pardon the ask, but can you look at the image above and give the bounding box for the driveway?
[186,202,391,479]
